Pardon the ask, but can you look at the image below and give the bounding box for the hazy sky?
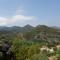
[0,0,60,27]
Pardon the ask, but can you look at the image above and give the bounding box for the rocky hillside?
[0,25,60,45]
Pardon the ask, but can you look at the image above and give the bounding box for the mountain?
[51,26,60,30]
[0,25,34,33]
[22,24,34,32]
[0,25,60,45]
[24,25,60,44]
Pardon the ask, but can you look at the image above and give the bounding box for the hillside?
[24,25,60,42]
[0,25,60,60]
[0,25,60,44]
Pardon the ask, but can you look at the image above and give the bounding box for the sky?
[0,0,60,27]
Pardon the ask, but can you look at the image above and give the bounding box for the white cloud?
[0,14,35,26]
[0,8,36,26]
[13,15,34,20]
[0,17,8,26]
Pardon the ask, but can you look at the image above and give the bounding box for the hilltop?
[0,25,60,46]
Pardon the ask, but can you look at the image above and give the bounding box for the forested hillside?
[0,25,59,45]
[0,25,60,60]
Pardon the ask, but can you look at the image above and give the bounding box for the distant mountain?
[51,26,60,30]
[23,24,34,29]
[0,25,34,32]
[24,25,60,44]
[22,24,34,32]
[0,26,9,31]
[0,25,60,44]
[0,25,59,33]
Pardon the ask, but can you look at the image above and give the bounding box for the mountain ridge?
[0,24,60,44]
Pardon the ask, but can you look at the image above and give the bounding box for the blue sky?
[0,0,60,27]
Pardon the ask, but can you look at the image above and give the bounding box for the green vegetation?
[0,25,60,60]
